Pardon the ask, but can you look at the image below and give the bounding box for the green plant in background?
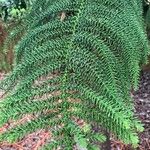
[0,0,150,149]
[0,0,33,21]
[0,0,33,72]
[0,21,8,72]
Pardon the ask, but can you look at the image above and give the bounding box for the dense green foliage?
[0,0,150,149]
[0,0,34,21]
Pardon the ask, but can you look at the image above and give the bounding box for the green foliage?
[0,0,33,22]
[0,0,150,149]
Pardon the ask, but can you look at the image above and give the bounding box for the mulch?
[133,71,150,150]
[0,71,149,150]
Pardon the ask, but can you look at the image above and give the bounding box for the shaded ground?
[133,71,150,150]
[0,71,150,150]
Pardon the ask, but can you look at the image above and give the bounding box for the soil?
[133,71,150,150]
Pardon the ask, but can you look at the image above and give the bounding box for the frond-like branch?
[0,0,149,149]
